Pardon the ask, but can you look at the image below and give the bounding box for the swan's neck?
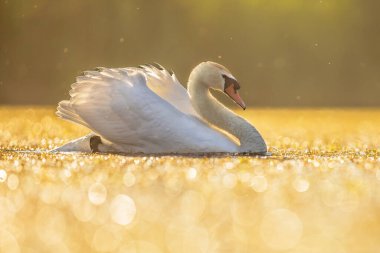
[188,79,267,153]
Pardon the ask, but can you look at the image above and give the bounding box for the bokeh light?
[0,107,378,252]
[110,194,136,226]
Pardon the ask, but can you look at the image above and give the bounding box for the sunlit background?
[1,0,379,106]
[1,1,380,253]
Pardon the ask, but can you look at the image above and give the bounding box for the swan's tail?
[56,100,89,128]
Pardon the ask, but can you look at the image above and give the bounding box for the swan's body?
[54,62,267,154]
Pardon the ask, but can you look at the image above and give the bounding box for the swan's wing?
[56,67,237,153]
[138,63,199,117]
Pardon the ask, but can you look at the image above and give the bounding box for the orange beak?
[224,85,246,110]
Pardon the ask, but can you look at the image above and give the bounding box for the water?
[0,107,379,252]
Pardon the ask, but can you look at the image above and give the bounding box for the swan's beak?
[224,85,246,110]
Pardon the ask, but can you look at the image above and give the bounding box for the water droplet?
[63,48,68,53]
[110,194,136,225]
[119,38,125,43]
[88,182,107,205]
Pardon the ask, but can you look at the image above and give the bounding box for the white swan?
[54,61,267,154]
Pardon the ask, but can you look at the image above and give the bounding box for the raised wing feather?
[138,63,198,117]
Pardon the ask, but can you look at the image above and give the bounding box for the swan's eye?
[222,74,240,93]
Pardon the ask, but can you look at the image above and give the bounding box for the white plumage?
[56,64,242,153]
[55,62,267,154]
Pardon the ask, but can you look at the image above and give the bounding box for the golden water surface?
[0,107,379,253]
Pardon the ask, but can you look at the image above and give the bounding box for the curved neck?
[187,78,267,153]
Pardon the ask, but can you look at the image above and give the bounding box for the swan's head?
[190,61,246,110]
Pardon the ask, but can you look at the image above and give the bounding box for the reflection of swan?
[54,61,267,154]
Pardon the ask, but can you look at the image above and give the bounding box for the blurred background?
[0,0,379,107]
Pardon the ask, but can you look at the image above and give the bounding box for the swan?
[53,61,267,154]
